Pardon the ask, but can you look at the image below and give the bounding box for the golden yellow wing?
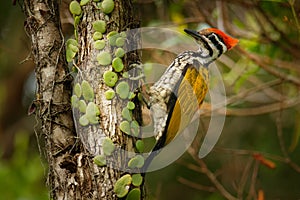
[165,66,209,145]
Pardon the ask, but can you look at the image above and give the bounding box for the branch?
[246,161,259,200]
[177,177,216,193]
[226,97,300,116]
[276,110,300,173]
[237,157,253,199]
[237,47,300,86]
[220,55,285,102]
[201,96,300,116]
[213,147,300,173]
[187,147,239,200]
[257,2,300,50]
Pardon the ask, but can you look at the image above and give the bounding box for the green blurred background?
[1,0,300,199]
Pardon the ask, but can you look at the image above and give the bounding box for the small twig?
[253,6,300,59]
[226,97,300,116]
[187,147,239,200]
[246,161,259,200]
[178,177,216,193]
[220,55,285,102]
[225,79,283,105]
[238,47,300,86]
[273,86,300,173]
[287,160,300,173]
[200,96,300,116]
[289,0,300,41]
[177,160,206,174]
[257,3,300,50]
[213,147,286,163]
[276,111,289,158]
[213,147,300,173]
[237,157,254,199]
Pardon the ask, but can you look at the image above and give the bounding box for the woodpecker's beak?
[184,29,203,40]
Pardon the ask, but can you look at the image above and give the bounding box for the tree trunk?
[23,0,141,199]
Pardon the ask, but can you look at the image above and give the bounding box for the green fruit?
[86,102,100,124]
[108,31,119,46]
[122,72,129,78]
[126,188,141,200]
[66,39,78,62]
[69,1,82,15]
[131,120,139,137]
[69,44,79,52]
[105,89,115,100]
[128,155,144,169]
[135,140,144,153]
[88,116,99,124]
[137,93,143,101]
[97,52,112,66]
[107,31,118,38]
[120,121,130,135]
[115,47,125,58]
[92,20,106,33]
[80,0,90,6]
[79,114,89,126]
[94,155,106,166]
[127,101,135,110]
[93,32,103,40]
[66,49,77,62]
[86,102,100,116]
[74,83,82,97]
[112,57,124,72]
[120,31,127,38]
[128,92,135,100]
[102,137,115,156]
[71,95,79,108]
[103,71,118,87]
[74,15,81,26]
[81,80,94,101]
[66,38,78,47]
[131,174,143,187]
[101,0,114,14]
[78,100,87,113]
[94,40,106,50]
[114,174,132,198]
[116,37,125,47]
[116,81,130,99]
[122,107,132,121]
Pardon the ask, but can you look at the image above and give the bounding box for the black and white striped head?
[184,28,238,63]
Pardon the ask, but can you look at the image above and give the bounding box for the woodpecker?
[143,28,238,170]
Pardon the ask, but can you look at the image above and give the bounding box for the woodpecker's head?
[184,28,238,62]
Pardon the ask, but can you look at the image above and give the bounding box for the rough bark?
[23,0,141,199]
[75,1,140,157]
